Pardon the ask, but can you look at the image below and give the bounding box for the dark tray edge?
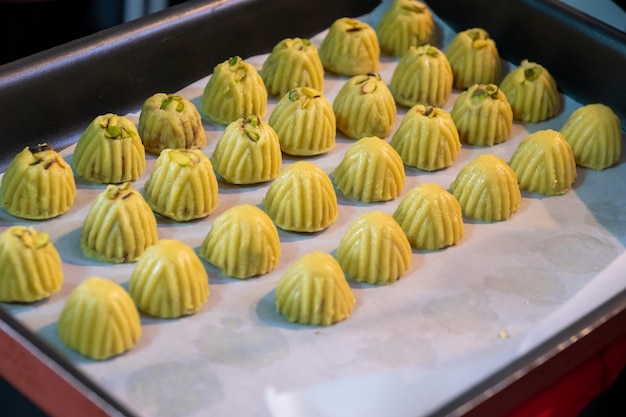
[1,0,625,416]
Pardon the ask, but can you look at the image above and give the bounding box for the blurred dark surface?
[579,366,626,416]
[1,375,48,417]
[0,0,122,65]
[0,0,188,65]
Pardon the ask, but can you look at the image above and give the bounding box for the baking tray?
[1,0,626,416]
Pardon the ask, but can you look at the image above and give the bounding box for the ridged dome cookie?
[560,103,622,170]
[72,113,146,184]
[144,148,218,222]
[377,0,436,57]
[138,93,207,155]
[390,105,460,171]
[275,251,355,326]
[81,182,158,263]
[211,114,282,184]
[393,183,464,250]
[333,136,405,203]
[261,37,324,98]
[200,204,281,279]
[509,129,577,196]
[0,226,63,303]
[1,145,76,220]
[268,87,336,156]
[263,161,338,232]
[500,59,559,123]
[450,154,521,222]
[129,239,209,318]
[445,27,501,90]
[333,73,396,139]
[58,277,141,360]
[318,17,380,76]
[199,56,268,125]
[390,44,452,108]
[336,211,412,285]
[450,84,513,146]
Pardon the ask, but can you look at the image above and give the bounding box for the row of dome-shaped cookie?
[198,8,622,175]
[1,0,623,361]
[1,95,619,231]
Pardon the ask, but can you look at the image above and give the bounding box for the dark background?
[0,0,188,65]
[0,1,624,416]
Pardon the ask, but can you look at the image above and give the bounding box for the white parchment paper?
[2,1,625,416]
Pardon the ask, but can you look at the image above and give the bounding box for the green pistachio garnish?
[106,126,122,138]
[468,29,489,48]
[105,182,132,200]
[100,116,135,140]
[468,30,481,41]
[422,45,438,58]
[293,38,312,50]
[13,227,49,249]
[524,65,543,81]
[288,88,320,108]
[414,105,436,117]
[472,84,500,101]
[245,114,260,128]
[160,94,185,112]
[227,56,248,81]
[242,115,261,142]
[245,130,260,142]
[161,95,174,109]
